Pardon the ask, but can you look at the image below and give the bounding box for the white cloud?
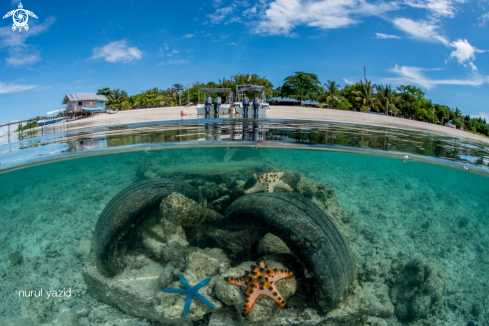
[6,53,40,66]
[90,40,142,63]
[450,39,486,70]
[392,18,448,45]
[404,0,462,18]
[182,33,195,38]
[343,78,358,84]
[0,81,36,94]
[479,12,489,26]
[243,6,258,15]
[213,0,223,7]
[0,17,55,66]
[384,64,488,90]
[472,112,489,121]
[376,32,401,39]
[158,59,189,65]
[208,6,235,23]
[253,0,398,35]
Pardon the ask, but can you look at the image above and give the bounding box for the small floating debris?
[145,147,151,154]
[402,155,409,163]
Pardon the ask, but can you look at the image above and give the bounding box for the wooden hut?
[63,93,108,116]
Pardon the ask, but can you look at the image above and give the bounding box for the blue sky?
[0,0,488,125]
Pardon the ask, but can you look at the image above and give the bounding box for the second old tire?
[223,192,355,311]
[93,178,199,277]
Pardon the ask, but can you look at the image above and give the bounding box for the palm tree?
[352,79,378,111]
[172,84,184,106]
[375,84,400,115]
[318,80,346,109]
[107,89,128,109]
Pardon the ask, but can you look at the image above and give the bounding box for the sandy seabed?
[0,120,488,326]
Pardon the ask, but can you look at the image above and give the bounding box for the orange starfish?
[225,260,294,316]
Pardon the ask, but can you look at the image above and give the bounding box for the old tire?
[223,192,354,310]
[93,178,199,277]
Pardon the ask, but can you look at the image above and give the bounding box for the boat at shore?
[37,117,67,126]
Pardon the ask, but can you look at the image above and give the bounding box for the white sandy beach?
[60,106,489,145]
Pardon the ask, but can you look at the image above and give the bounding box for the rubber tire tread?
[93,178,198,277]
[223,192,354,310]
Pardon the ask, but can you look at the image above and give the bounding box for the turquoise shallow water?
[0,121,488,326]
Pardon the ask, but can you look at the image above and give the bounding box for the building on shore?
[63,93,108,116]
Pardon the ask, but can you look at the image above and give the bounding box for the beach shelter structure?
[63,93,108,116]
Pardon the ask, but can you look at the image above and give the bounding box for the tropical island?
[96,72,489,138]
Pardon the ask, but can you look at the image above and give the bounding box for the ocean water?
[0,121,488,326]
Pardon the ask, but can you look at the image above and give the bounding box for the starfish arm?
[182,292,192,318]
[243,287,262,316]
[191,277,212,291]
[262,285,286,308]
[162,288,188,294]
[192,292,215,308]
[3,10,15,19]
[275,180,293,192]
[270,269,294,283]
[244,182,266,194]
[225,276,249,288]
[179,275,191,290]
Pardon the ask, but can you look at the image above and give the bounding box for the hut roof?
[62,93,108,104]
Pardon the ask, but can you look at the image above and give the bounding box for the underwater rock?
[8,252,23,265]
[390,258,448,321]
[202,182,227,202]
[209,306,241,326]
[208,195,231,214]
[316,285,370,326]
[215,260,296,323]
[160,192,223,227]
[366,316,389,326]
[229,180,245,201]
[361,282,394,318]
[83,254,221,325]
[49,309,80,326]
[257,233,292,255]
[184,248,231,285]
[141,212,189,266]
[135,157,160,180]
[76,239,92,258]
[201,227,262,258]
[470,300,483,317]
[296,177,351,240]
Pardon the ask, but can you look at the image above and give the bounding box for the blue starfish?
[162,275,215,318]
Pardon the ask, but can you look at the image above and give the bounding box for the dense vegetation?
[98,71,489,137]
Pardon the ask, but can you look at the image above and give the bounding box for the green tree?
[96,87,112,97]
[318,80,346,109]
[375,84,400,115]
[396,85,425,118]
[229,73,275,99]
[172,84,184,106]
[352,78,378,111]
[281,72,323,105]
[106,88,128,109]
[342,83,364,109]
[451,118,462,129]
